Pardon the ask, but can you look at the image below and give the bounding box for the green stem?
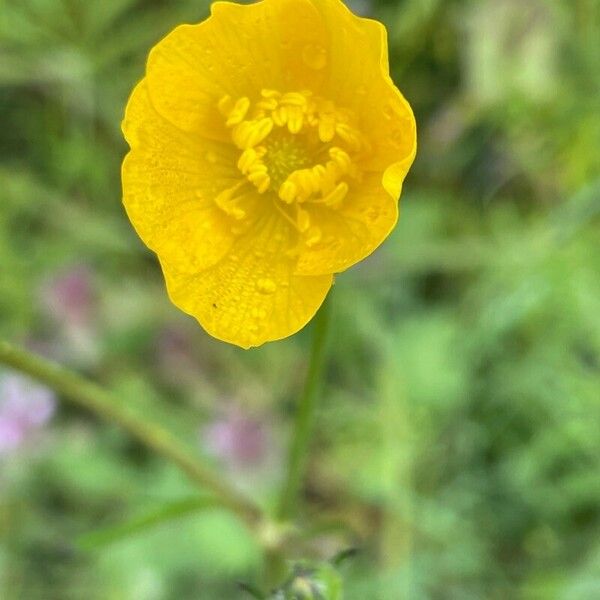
[262,297,333,590]
[0,339,262,528]
[277,295,333,520]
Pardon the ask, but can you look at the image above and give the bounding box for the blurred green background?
[1,0,599,598]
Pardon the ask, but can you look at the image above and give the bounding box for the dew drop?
[250,306,268,322]
[365,207,380,222]
[206,151,218,164]
[302,44,327,70]
[383,103,395,120]
[356,86,367,96]
[388,126,405,148]
[256,278,277,294]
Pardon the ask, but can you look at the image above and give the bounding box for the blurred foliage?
[1,0,600,598]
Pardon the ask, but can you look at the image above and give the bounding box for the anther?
[215,183,247,220]
[296,207,311,232]
[305,226,322,247]
[321,182,349,209]
[279,180,298,204]
[318,115,336,143]
[226,97,250,127]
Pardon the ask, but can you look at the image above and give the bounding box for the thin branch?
[0,339,262,527]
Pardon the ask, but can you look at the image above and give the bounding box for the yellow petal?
[361,82,417,200]
[308,0,417,199]
[122,81,240,273]
[145,0,328,134]
[160,213,332,348]
[295,174,398,276]
[308,0,389,105]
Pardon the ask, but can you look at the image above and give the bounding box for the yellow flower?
[122,0,416,348]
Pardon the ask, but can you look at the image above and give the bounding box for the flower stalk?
[277,294,333,520]
[0,339,262,528]
[262,297,333,589]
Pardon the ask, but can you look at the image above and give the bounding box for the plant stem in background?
[0,340,262,528]
[277,294,333,520]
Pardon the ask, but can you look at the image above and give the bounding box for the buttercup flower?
[122,0,416,348]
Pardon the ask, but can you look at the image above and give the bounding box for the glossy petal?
[122,81,239,273]
[295,174,398,276]
[310,0,417,198]
[161,213,332,349]
[145,0,328,134]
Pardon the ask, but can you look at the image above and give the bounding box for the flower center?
[216,89,367,242]
[262,132,312,190]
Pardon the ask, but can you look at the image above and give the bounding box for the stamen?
[232,118,274,149]
[272,106,288,127]
[216,89,365,224]
[318,115,336,143]
[296,207,311,232]
[305,226,322,247]
[226,97,250,126]
[279,180,298,204]
[321,182,349,209]
[214,182,247,220]
[329,147,352,173]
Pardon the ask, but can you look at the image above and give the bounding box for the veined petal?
[295,174,398,276]
[361,81,417,200]
[145,0,328,134]
[308,0,417,199]
[122,81,241,273]
[309,0,388,105]
[160,213,333,349]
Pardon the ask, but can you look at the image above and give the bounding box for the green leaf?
[238,582,266,599]
[331,547,359,567]
[76,496,218,550]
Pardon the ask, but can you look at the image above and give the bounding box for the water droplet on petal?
[302,44,327,70]
[206,151,218,164]
[250,307,268,322]
[364,207,380,222]
[390,128,404,148]
[383,103,395,120]
[256,278,277,294]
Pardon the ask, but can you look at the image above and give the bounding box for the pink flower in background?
[203,409,270,470]
[41,265,96,327]
[39,265,99,365]
[0,374,56,455]
[155,325,198,384]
